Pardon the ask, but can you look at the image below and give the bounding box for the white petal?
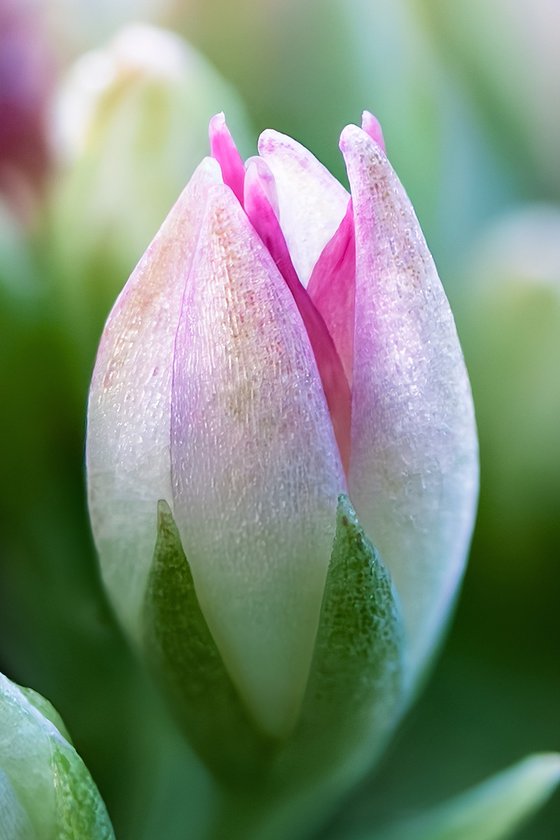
[258,129,349,286]
[170,184,344,737]
[86,157,222,641]
[340,125,479,683]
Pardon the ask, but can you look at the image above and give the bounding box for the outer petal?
[258,129,349,286]
[340,125,478,683]
[170,183,345,738]
[86,157,222,642]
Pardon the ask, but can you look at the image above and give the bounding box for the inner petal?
[258,128,349,286]
[307,199,356,386]
[244,158,352,475]
[361,110,386,151]
[209,112,246,205]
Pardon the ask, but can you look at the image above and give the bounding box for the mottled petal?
[340,124,478,682]
[87,157,222,642]
[244,158,352,472]
[170,183,345,737]
[258,128,348,286]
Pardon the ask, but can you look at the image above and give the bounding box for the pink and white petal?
[209,112,246,205]
[258,128,349,286]
[361,110,386,151]
[244,158,352,473]
[87,157,222,643]
[171,183,345,738]
[340,125,478,685]
[307,199,356,385]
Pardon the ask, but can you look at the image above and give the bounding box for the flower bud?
[0,672,114,839]
[47,24,252,370]
[87,114,477,781]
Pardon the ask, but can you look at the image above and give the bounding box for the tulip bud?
[0,672,114,838]
[87,114,477,787]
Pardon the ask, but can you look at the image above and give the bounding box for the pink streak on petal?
[307,199,356,386]
[209,111,245,205]
[244,158,352,474]
[361,110,386,151]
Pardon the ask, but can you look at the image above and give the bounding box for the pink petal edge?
[209,112,246,205]
[307,199,356,386]
[361,110,386,151]
[244,158,352,474]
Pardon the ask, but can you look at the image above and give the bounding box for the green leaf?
[143,500,275,785]
[369,753,560,840]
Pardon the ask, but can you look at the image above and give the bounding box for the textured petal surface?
[340,125,478,683]
[170,184,344,737]
[87,157,222,641]
[258,129,349,286]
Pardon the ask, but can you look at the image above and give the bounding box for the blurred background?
[0,0,558,837]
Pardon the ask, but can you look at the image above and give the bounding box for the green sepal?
[366,753,560,840]
[276,494,405,788]
[143,500,276,785]
[50,742,115,840]
[144,496,404,795]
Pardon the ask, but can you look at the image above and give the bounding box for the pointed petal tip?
[208,113,245,203]
[361,110,386,151]
[208,111,226,130]
[244,155,279,215]
[257,127,285,156]
[339,121,385,160]
[197,154,223,179]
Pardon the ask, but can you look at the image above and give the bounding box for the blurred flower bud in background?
[45,23,252,387]
[418,0,560,197]
[457,205,560,654]
[0,672,114,839]
[0,0,54,224]
[41,0,175,55]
